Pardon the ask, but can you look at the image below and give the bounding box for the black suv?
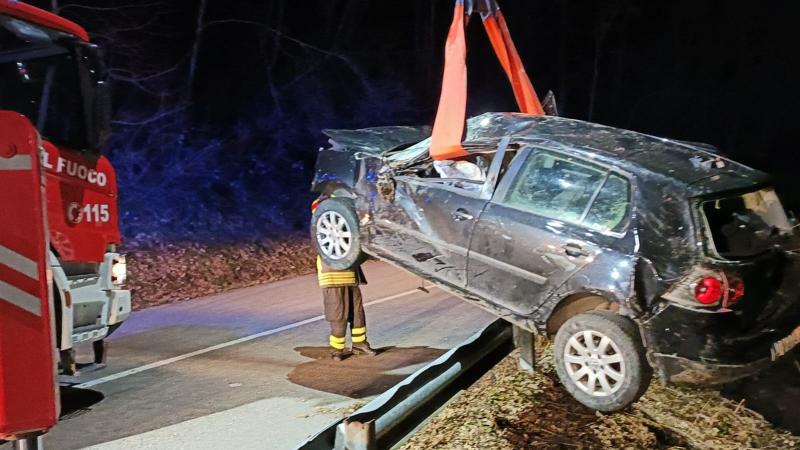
[310,112,800,411]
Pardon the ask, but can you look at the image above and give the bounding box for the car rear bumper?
[641,302,799,385]
[648,352,772,385]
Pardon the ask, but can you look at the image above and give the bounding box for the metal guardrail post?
[334,420,375,450]
[513,325,535,374]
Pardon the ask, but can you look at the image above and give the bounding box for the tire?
[553,310,652,412]
[311,198,366,270]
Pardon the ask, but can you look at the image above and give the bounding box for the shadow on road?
[59,386,105,420]
[289,346,447,398]
[722,349,800,434]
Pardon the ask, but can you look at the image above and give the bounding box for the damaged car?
[310,112,800,411]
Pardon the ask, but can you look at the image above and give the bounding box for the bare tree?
[587,2,623,121]
[186,0,207,104]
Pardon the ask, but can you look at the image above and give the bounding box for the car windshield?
[1,30,86,148]
[700,188,798,259]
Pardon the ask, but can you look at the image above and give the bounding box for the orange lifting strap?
[430,0,544,160]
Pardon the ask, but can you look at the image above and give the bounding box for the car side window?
[501,150,632,233]
[403,153,492,193]
[503,152,606,223]
[583,173,631,233]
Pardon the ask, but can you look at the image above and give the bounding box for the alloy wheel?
[563,329,626,397]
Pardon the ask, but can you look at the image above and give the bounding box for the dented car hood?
[322,126,431,155]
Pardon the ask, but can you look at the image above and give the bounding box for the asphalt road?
[9,262,494,450]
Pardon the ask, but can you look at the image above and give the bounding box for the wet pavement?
[3,262,493,450]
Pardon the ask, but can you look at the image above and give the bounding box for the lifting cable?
[430,0,544,160]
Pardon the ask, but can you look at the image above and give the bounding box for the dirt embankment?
[125,235,316,309]
[402,341,800,450]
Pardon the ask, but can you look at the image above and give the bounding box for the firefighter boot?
[351,341,377,356]
[330,335,346,361]
[350,326,376,356]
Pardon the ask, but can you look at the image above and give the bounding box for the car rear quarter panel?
[536,233,638,325]
[632,176,699,306]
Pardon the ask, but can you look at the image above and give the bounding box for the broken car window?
[503,152,606,223]
[583,173,631,233]
[700,188,796,259]
[432,159,485,181]
[405,153,492,192]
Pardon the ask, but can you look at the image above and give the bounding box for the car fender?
[536,252,638,332]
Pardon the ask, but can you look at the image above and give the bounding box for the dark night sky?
[29,0,800,242]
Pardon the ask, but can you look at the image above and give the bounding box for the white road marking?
[76,288,426,388]
[0,279,42,316]
[0,244,39,279]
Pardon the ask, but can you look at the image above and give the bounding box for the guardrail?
[296,319,514,450]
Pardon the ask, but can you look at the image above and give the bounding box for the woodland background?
[33,0,800,247]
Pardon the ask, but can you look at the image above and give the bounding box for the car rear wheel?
[311,198,366,270]
[553,310,652,412]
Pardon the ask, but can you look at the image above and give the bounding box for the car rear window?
[700,188,797,259]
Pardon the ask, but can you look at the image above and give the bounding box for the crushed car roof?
[471,112,771,196]
[324,112,771,196]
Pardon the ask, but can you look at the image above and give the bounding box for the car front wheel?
[311,198,365,270]
[553,310,652,412]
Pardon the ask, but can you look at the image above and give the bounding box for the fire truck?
[0,1,130,376]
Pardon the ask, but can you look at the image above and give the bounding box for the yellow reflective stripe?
[351,334,367,343]
[319,277,357,283]
[351,327,366,335]
[319,281,357,287]
[330,336,346,349]
[319,270,356,278]
[318,273,358,286]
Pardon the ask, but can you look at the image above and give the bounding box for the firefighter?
[317,256,377,361]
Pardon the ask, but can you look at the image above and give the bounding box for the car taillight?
[694,277,722,305]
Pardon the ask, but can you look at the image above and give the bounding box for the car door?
[374,177,488,287]
[367,141,511,288]
[466,148,633,316]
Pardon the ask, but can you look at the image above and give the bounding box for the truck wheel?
[311,198,365,270]
[553,311,651,412]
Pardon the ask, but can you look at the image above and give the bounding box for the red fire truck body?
[1,0,130,374]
